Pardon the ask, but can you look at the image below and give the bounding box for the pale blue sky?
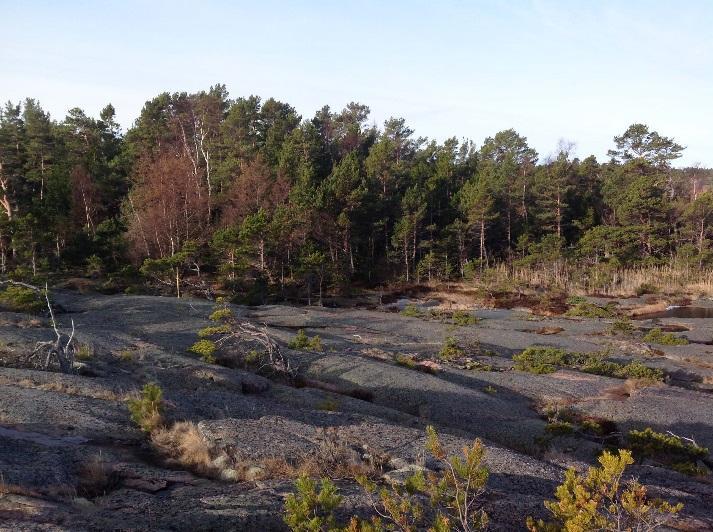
[1,0,711,166]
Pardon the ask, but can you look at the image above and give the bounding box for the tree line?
[0,85,711,301]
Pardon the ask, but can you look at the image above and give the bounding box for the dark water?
[634,306,713,320]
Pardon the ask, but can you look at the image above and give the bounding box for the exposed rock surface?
[1,291,713,530]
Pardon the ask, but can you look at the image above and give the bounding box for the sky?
[1,0,711,166]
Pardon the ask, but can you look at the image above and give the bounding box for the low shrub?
[545,421,575,436]
[483,385,497,394]
[400,303,423,318]
[0,285,45,313]
[608,318,635,335]
[188,339,217,363]
[514,347,665,381]
[357,425,488,531]
[208,306,233,322]
[513,347,569,374]
[117,349,135,362]
[127,383,164,432]
[316,397,340,411]
[289,329,323,351]
[395,353,417,369]
[643,328,689,346]
[618,361,665,381]
[283,426,489,531]
[527,449,682,531]
[582,359,664,381]
[451,309,479,326]
[627,427,709,475]
[197,325,231,337]
[565,301,616,318]
[565,295,587,305]
[636,282,659,296]
[438,336,465,360]
[465,360,495,372]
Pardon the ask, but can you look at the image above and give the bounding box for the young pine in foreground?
[285,433,685,532]
[284,425,488,532]
[527,449,682,532]
[127,382,164,432]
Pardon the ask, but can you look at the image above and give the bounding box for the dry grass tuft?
[0,474,41,499]
[77,454,121,498]
[0,375,124,401]
[151,422,222,478]
[602,378,663,400]
[151,423,383,483]
[360,347,392,360]
[469,264,713,297]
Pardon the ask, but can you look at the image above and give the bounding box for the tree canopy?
[0,88,710,300]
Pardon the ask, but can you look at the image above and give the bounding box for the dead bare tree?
[0,280,76,373]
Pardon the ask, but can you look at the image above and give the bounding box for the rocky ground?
[1,289,713,530]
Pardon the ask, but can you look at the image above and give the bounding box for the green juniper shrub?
[643,328,689,346]
[127,383,164,432]
[627,427,709,475]
[514,346,664,381]
[118,349,136,362]
[0,285,45,313]
[618,361,665,381]
[307,335,323,351]
[578,418,604,436]
[429,308,448,321]
[580,358,664,381]
[316,397,340,412]
[512,347,569,374]
[288,329,310,349]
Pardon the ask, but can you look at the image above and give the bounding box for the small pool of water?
[634,306,713,320]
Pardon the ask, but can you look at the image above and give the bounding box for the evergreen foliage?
[527,449,683,531]
[127,383,164,432]
[1,92,711,301]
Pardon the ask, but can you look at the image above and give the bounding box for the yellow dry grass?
[0,375,124,401]
[472,264,713,297]
[150,422,382,482]
[151,422,218,477]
